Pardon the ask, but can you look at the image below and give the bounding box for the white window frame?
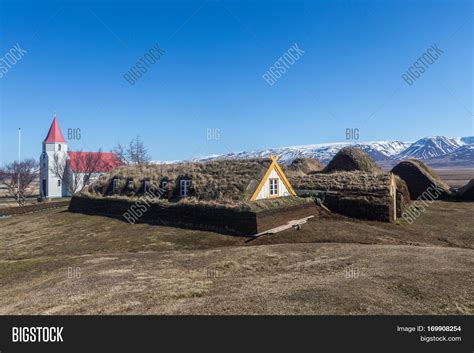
[269,178,278,196]
[180,179,191,197]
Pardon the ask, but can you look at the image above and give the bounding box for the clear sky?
[0,0,472,163]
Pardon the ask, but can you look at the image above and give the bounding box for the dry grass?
[0,201,473,314]
[323,147,382,174]
[0,243,471,315]
[74,192,312,212]
[283,158,324,178]
[291,171,390,192]
[434,168,474,188]
[391,159,452,199]
[83,159,272,202]
[76,157,313,212]
[406,159,451,189]
[290,172,397,221]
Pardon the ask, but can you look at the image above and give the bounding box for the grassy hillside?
[0,202,472,314]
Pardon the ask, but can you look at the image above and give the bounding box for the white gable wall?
[255,167,291,200]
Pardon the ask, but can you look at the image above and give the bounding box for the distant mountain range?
[193,136,474,169]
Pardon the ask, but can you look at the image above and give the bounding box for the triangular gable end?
[250,156,297,201]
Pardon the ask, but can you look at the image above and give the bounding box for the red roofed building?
[67,152,121,173]
[39,115,122,198]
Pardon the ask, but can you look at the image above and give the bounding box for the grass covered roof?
[290,171,392,192]
[83,158,275,202]
[283,157,325,178]
[323,147,382,174]
[391,159,451,199]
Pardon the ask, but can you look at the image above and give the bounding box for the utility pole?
[18,128,21,202]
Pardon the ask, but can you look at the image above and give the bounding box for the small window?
[180,179,191,197]
[143,180,150,192]
[127,180,134,188]
[57,179,61,187]
[58,144,61,151]
[161,180,168,189]
[112,179,119,193]
[83,175,90,185]
[269,178,278,196]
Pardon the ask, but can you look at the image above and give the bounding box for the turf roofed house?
[69,157,320,235]
[287,147,411,223]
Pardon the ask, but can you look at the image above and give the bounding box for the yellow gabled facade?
[250,156,297,201]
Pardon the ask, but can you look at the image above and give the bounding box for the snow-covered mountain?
[397,136,461,160]
[203,142,351,165]
[191,135,474,167]
[355,141,409,161]
[460,136,474,145]
[195,140,410,164]
[424,144,474,168]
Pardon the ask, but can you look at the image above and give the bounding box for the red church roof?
[67,152,122,173]
[43,115,66,143]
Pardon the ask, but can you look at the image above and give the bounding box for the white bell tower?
[39,115,68,198]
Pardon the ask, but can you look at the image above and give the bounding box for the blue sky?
[0,0,472,163]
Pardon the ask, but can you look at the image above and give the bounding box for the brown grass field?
[434,168,474,188]
[0,201,472,315]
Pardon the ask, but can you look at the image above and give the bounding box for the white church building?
[40,115,121,198]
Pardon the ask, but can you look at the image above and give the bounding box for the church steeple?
[40,114,68,198]
[43,115,66,143]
